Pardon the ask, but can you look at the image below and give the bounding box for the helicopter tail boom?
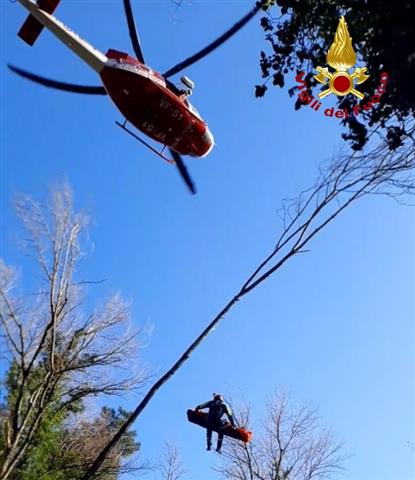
[16,0,107,73]
[18,0,60,46]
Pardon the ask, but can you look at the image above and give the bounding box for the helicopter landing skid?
[115,120,175,165]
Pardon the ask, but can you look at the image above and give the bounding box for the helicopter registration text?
[160,98,184,121]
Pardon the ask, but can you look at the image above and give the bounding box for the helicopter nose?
[187,127,214,158]
[199,128,214,157]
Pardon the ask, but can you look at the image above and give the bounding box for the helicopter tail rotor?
[18,0,61,46]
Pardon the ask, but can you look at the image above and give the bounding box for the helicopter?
[9,0,263,193]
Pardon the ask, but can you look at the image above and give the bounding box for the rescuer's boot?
[216,437,223,453]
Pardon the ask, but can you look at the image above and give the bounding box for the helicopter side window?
[166,79,184,96]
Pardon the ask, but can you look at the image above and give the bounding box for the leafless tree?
[0,184,148,480]
[157,441,187,480]
[214,391,347,480]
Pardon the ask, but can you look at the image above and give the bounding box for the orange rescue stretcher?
[187,409,253,443]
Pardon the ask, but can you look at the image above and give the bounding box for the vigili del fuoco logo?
[295,16,389,119]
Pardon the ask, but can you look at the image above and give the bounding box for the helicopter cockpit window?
[188,102,202,120]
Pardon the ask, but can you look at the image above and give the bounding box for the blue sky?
[1,1,414,479]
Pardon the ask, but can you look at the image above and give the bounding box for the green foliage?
[101,407,141,458]
[11,410,69,480]
[0,361,140,480]
[257,0,415,150]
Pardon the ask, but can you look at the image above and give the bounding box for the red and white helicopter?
[9,0,262,193]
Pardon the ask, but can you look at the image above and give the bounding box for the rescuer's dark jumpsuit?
[195,398,235,452]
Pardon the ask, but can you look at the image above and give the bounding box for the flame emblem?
[314,17,369,99]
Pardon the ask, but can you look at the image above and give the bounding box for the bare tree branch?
[157,441,187,480]
[81,120,414,480]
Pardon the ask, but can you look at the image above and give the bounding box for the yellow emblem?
[314,16,369,100]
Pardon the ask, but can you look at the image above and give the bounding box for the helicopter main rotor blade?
[8,64,107,95]
[123,0,146,64]
[169,148,197,194]
[163,1,262,78]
